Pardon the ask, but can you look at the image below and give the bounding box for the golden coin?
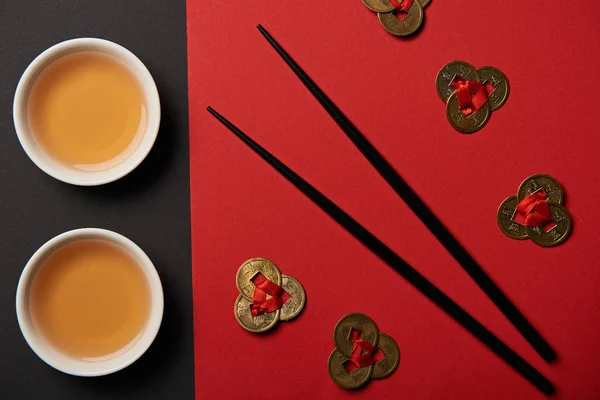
[497,195,529,240]
[362,0,395,12]
[525,202,572,247]
[236,258,282,301]
[328,348,373,390]
[371,333,400,379]
[377,1,424,37]
[436,61,480,102]
[517,174,564,205]
[334,313,379,358]
[478,66,509,112]
[446,92,491,134]
[419,0,431,7]
[234,294,280,333]
[279,275,306,321]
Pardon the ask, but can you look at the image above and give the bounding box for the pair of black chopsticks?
[207,25,555,395]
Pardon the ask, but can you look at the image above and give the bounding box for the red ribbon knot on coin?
[516,191,552,227]
[389,0,413,12]
[451,78,489,116]
[346,329,381,370]
[251,274,289,316]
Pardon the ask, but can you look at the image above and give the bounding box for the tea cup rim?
[13,37,161,186]
[15,228,164,376]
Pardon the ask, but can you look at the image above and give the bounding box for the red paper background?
[187,1,600,398]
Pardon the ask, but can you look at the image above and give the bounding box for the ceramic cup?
[13,38,161,186]
[16,228,164,376]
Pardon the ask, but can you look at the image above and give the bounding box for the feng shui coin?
[377,1,424,37]
[497,195,529,240]
[234,294,280,333]
[436,61,481,102]
[236,258,282,301]
[279,275,306,321]
[525,202,572,247]
[371,333,401,379]
[478,66,509,111]
[517,174,564,205]
[328,348,374,390]
[419,0,431,7]
[334,313,379,358]
[362,0,395,12]
[445,92,491,133]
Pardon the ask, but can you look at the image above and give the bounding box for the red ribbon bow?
[347,329,378,369]
[251,275,289,316]
[451,78,489,116]
[516,191,552,227]
[389,0,413,12]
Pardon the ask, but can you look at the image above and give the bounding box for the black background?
[0,1,194,398]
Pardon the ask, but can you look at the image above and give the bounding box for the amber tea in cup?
[17,229,163,376]
[29,238,151,359]
[14,38,161,186]
[27,51,147,171]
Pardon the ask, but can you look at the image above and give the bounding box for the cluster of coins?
[328,313,400,389]
[497,174,572,247]
[234,258,306,333]
[436,60,509,133]
[362,0,430,37]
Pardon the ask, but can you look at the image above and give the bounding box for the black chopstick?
[256,24,556,363]
[206,106,554,395]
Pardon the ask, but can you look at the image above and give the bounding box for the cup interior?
[16,228,164,376]
[13,38,161,186]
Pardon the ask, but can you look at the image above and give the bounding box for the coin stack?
[362,0,430,37]
[328,313,400,390]
[497,174,572,247]
[436,60,509,133]
[234,258,306,333]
